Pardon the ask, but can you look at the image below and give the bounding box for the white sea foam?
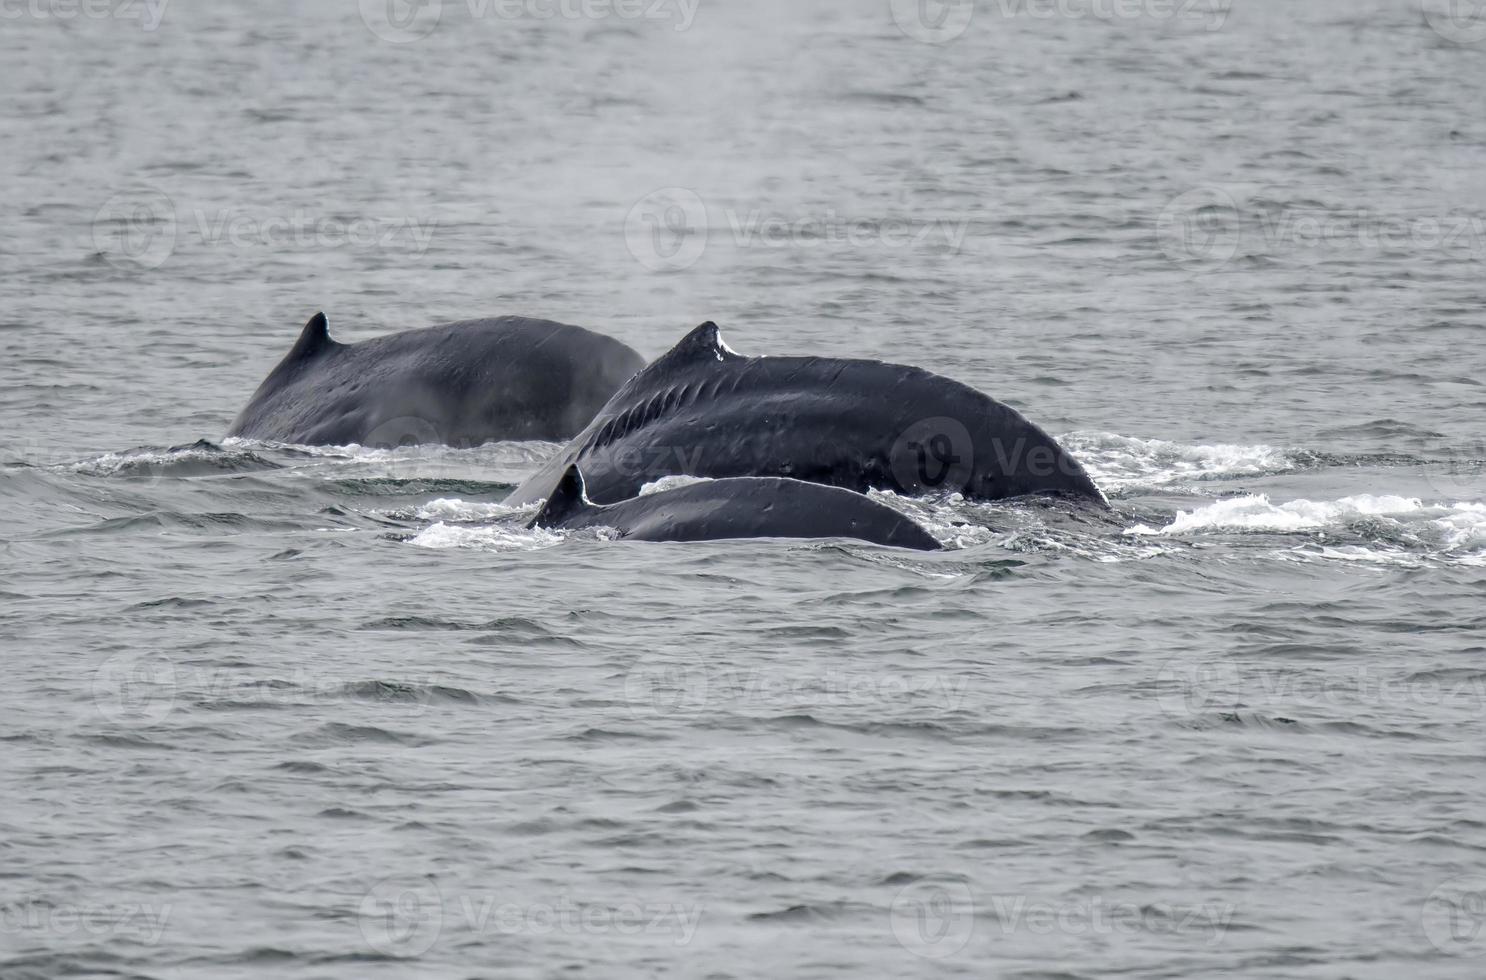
[1127,493,1428,535]
[1128,494,1486,565]
[413,498,522,522]
[409,521,561,552]
[1062,431,1295,490]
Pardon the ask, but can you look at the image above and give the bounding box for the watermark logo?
[1422,0,1486,45]
[92,188,177,270]
[624,187,708,272]
[890,417,976,495]
[1159,186,1486,273]
[356,880,701,955]
[986,895,1234,943]
[90,658,457,724]
[92,653,178,724]
[358,0,444,43]
[1154,659,1486,718]
[890,0,1230,40]
[1154,659,1243,716]
[363,416,444,452]
[623,190,968,271]
[1156,187,1241,272]
[1422,875,1486,956]
[0,898,173,945]
[623,649,714,717]
[0,0,170,30]
[359,0,700,42]
[727,209,966,253]
[91,187,438,270]
[890,881,976,958]
[992,0,1230,29]
[1423,438,1486,500]
[359,876,444,957]
[621,650,969,719]
[889,0,975,43]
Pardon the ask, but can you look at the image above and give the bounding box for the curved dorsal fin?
[529,465,594,528]
[658,321,740,366]
[287,312,336,361]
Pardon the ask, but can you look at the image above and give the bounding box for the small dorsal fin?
[529,464,593,528]
[659,321,739,366]
[287,312,335,361]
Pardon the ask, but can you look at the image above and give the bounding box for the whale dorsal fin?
[530,465,593,528]
[659,321,740,366]
[287,312,337,361]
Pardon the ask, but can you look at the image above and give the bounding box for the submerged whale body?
[226,313,645,447]
[506,321,1104,507]
[529,465,942,550]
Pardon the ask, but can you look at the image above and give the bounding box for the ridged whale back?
[506,322,1105,507]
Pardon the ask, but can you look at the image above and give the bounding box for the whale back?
[226,313,645,446]
[506,321,1105,508]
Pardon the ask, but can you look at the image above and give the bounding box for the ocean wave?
[63,440,281,479]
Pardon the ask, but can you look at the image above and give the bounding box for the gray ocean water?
[3,0,1486,976]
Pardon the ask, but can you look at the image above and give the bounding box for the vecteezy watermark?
[1158,186,1486,273]
[1012,0,1230,28]
[890,882,976,959]
[624,187,708,272]
[362,416,446,451]
[889,0,976,43]
[359,877,444,957]
[1153,659,1486,718]
[1421,0,1486,45]
[1423,875,1486,957]
[91,187,437,270]
[728,210,968,253]
[983,894,1234,944]
[0,897,173,945]
[623,188,968,271]
[357,877,703,957]
[92,187,178,270]
[622,649,968,719]
[890,0,1230,42]
[1256,209,1486,256]
[1156,187,1241,272]
[358,0,699,43]
[1423,438,1486,500]
[889,884,1234,958]
[0,0,169,30]
[91,655,462,724]
[891,418,976,495]
[92,653,178,724]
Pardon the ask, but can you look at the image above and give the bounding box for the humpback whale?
[506,322,1104,507]
[226,313,645,447]
[530,466,942,550]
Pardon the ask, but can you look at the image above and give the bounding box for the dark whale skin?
[226,313,645,447]
[529,466,942,551]
[507,321,1105,507]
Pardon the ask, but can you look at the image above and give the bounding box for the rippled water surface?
[3,1,1486,977]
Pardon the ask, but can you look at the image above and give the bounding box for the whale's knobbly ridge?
[530,465,943,550]
[226,313,645,447]
[506,322,1105,508]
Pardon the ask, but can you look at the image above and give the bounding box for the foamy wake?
[410,521,564,552]
[1128,494,1486,565]
[1062,432,1294,491]
[413,498,523,522]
